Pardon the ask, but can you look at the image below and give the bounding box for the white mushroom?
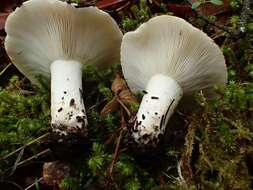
[5,0,122,135]
[121,15,227,145]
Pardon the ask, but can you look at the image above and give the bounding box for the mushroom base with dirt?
[132,74,183,145]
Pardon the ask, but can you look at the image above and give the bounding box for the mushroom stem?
[132,74,183,144]
[50,60,87,135]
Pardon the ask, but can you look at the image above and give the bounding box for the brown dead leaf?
[0,0,23,31]
[101,74,139,117]
[118,89,138,105]
[167,4,195,19]
[111,74,128,95]
[191,0,230,16]
[96,0,128,9]
[189,0,231,25]
[0,13,9,31]
[100,97,119,117]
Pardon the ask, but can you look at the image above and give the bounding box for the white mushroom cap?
[121,15,227,95]
[5,0,122,85]
[121,15,227,145]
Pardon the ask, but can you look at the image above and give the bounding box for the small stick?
[16,149,50,168]
[8,146,25,177]
[116,98,131,116]
[24,177,43,190]
[116,1,131,12]
[177,160,186,185]
[0,133,49,160]
[0,63,12,76]
[105,126,123,145]
[5,149,51,174]
[108,108,126,190]
[109,128,123,176]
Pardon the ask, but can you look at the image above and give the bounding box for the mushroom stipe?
[164,99,175,124]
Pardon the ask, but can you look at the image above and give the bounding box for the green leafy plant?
[192,0,224,9]
[122,0,151,31]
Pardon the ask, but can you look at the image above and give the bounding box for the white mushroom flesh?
[132,74,183,144]
[51,60,87,135]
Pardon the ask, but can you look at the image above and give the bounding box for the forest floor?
[0,0,253,190]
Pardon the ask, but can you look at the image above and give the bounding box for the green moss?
[122,0,150,32]
[0,77,50,174]
[189,82,253,189]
